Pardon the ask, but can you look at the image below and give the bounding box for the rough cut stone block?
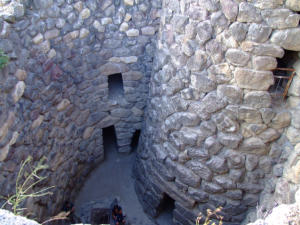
[270,111,291,129]
[124,0,134,6]
[33,33,44,44]
[188,187,209,202]
[237,2,262,23]
[204,136,223,155]
[217,84,243,104]
[220,0,238,21]
[207,156,229,174]
[142,26,156,36]
[259,128,280,143]
[260,108,276,124]
[99,62,129,75]
[218,132,243,149]
[225,149,245,169]
[234,68,274,91]
[271,28,300,51]
[15,69,27,81]
[186,160,213,181]
[202,181,224,194]
[240,137,267,155]
[254,0,283,9]
[57,99,70,111]
[174,163,201,188]
[247,24,272,43]
[80,8,91,19]
[213,175,236,189]
[225,49,250,67]
[286,126,300,144]
[239,106,262,124]
[246,154,259,171]
[262,9,300,29]
[253,56,277,71]
[286,0,300,11]
[241,123,267,138]
[229,22,248,42]
[126,29,139,37]
[187,147,209,160]
[241,41,284,58]
[45,29,59,40]
[190,72,216,93]
[196,20,213,45]
[13,81,25,103]
[244,91,272,109]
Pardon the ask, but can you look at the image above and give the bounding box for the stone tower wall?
[0,0,161,220]
[134,0,300,224]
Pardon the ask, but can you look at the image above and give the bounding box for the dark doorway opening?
[130,130,141,151]
[156,194,175,225]
[108,73,124,99]
[270,50,298,102]
[102,125,118,154]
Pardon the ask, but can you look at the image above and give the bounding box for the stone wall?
[134,0,300,224]
[0,0,161,221]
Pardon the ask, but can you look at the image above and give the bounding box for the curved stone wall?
[0,0,161,221]
[135,0,300,224]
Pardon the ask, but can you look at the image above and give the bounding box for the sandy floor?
[74,129,173,225]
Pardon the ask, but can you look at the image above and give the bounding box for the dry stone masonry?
[134,0,300,224]
[0,0,300,225]
[0,0,160,221]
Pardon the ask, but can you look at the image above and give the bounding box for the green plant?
[0,156,54,215]
[196,207,223,225]
[0,49,9,69]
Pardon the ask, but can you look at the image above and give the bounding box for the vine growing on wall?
[0,156,54,216]
[0,49,9,69]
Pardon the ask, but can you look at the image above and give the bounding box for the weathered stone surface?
[217,85,243,104]
[240,137,267,155]
[262,9,300,29]
[188,187,209,202]
[241,41,284,58]
[247,24,272,43]
[259,128,280,143]
[271,28,300,51]
[202,181,224,194]
[207,156,228,174]
[270,112,291,129]
[229,22,248,42]
[225,49,250,67]
[244,91,272,109]
[218,132,243,148]
[204,136,222,155]
[237,2,262,23]
[186,160,213,181]
[286,126,300,144]
[190,72,216,93]
[213,112,239,133]
[234,68,274,91]
[99,62,129,75]
[252,56,277,71]
[13,81,25,103]
[196,20,213,45]
[57,99,70,112]
[220,0,238,21]
[239,106,262,124]
[241,123,267,138]
[286,0,300,11]
[254,0,284,9]
[260,108,276,124]
[225,149,245,169]
[0,209,39,225]
[174,163,201,188]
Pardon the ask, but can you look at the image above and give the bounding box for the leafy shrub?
[0,49,9,69]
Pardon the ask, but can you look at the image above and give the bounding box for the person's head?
[113,205,119,212]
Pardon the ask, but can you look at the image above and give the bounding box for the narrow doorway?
[102,125,118,155]
[108,73,124,99]
[130,130,141,152]
[156,193,175,225]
